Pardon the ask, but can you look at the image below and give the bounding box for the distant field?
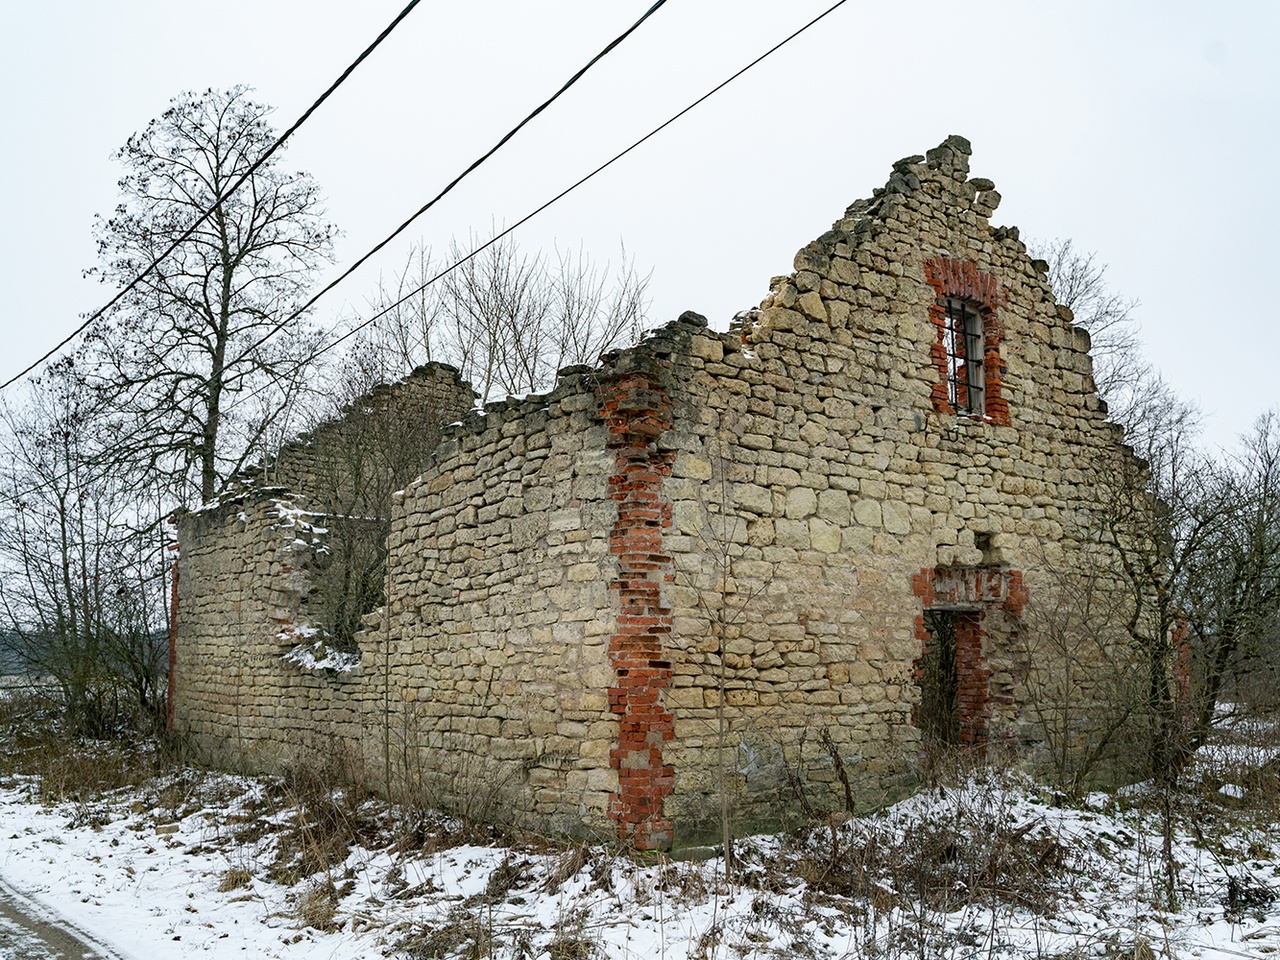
[0,674,56,699]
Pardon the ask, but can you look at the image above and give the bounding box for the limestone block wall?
[174,136,1150,850]
[174,370,628,839]
[370,372,621,837]
[256,362,476,516]
[178,359,582,815]
[172,494,377,774]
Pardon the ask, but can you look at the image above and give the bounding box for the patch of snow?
[277,621,320,642]
[0,764,1277,960]
[270,500,329,558]
[281,632,360,673]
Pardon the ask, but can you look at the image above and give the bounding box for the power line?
[0,0,676,506]
[226,0,671,372]
[280,0,854,376]
[0,0,425,393]
[2,0,853,507]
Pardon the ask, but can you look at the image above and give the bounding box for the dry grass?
[546,909,604,960]
[393,905,495,960]
[217,866,254,892]
[795,784,1069,915]
[0,694,167,806]
[478,852,534,904]
[266,751,389,885]
[295,878,340,931]
[543,844,590,893]
[4,689,1279,960]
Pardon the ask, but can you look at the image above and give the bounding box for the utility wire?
[0,0,425,393]
[2,0,852,506]
[227,0,671,371]
[0,0,674,506]
[277,0,853,376]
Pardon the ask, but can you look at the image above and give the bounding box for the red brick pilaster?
[922,257,1010,426]
[597,369,676,850]
[952,612,990,748]
[166,541,180,733]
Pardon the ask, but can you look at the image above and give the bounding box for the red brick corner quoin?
[923,256,1010,426]
[597,368,677,850]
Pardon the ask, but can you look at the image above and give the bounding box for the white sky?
[1,1,1275,451]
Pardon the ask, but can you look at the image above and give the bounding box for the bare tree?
[1084,403,1280,786]
[1019,555,1145,795]
[1030,238,1197,453]
[440,234,551,403]
[86,85,337,503]
[1030,239,1280,796]
[1100,431,1203,773]
[546,242,649,387]
[1035,240,1141,395]
[0,361,168,734]
[332,234,649,405]
[1082,415,1280,903]
[325,245,444,404]
[1178,413,1280,743]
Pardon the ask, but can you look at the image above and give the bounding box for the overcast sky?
[1,1,1275,451]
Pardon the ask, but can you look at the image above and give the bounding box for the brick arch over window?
[923,257,1009,426]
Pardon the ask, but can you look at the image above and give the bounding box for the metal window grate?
[943,299,984,416]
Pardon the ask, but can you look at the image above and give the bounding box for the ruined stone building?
[172,137,1142,850]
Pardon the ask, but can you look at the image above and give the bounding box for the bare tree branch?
[86,86,336,503]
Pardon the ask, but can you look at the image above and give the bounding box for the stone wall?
[173,363,476,781]
[175,369,628,838]
[173,136,1148,849]
[250,362,476,517]
[171,493,374,772]
[237,363,477,648]
[374,374,620,836]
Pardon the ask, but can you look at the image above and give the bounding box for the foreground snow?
[0,763,1276,960]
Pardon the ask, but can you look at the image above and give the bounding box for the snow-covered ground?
[0,755,1276,959]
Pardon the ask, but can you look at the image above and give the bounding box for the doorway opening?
[919,610,960,748]
[916,607,987,758]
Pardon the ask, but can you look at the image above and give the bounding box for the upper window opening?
[943,298,984,417]
[922,256,1008,425]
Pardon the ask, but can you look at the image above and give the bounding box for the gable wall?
[652,137,1138,840]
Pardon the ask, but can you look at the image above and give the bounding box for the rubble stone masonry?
[173,137,1143,847]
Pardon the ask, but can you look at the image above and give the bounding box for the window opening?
[919,610,960,747]
[943,298,984,416]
